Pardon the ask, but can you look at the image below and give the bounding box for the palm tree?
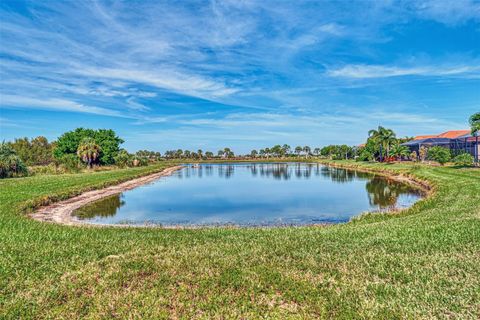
[250,150,258,158]
[295,146,302,157]
[282,144,291,157]
[470,113,480,163]
[197,149,203,159]
[303,146,311,159]
[205,151,213,159]
[313,147,321,157]
[390,144,410,161]
[264,147,271,158]
[259,149,266,158]
[77,137,101,168]
[368,126,397,162]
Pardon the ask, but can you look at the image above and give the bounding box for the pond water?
[73,163,422,226]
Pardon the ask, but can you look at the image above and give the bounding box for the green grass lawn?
[1,161,479,319]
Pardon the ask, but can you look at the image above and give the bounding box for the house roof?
[413,135,437,140]
[436,130,470,139]
[412,130,470,141]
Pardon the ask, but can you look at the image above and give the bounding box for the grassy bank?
[1,161,479,319]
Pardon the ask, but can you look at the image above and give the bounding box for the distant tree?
[197,149,203,159]
[54,128,123,165]
[205,151,214,159]
[250,150,258,158]
[183,150,191,158]
[313,148,321,156]
[428,146,451,165]
[114,149,133,167]
[303,146,311,158]
[282,144,291,157]
[218,150,224,157]
[259,149,266,158]
[77,137,101,168]
[295,146,302,156]
[176,149,183,159]
[8,136,55,166]
[264,147,271,158]
[0,142,28,178]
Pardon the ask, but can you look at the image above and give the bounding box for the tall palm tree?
[77,137,101,168]
[368,126,397,161]
[470,112,480,163]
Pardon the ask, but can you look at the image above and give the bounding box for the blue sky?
[0,0,479,153]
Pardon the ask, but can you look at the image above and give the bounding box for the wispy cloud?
[328,64,480,79]
[0,95,124,117]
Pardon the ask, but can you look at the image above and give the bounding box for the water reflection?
[366,177,415,208]
[75,194,125,219]
[73,163,422,226]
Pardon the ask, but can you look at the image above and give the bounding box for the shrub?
[410,151,418,162]
[454,153,474,167]
[58,154,81,172]
[0,142,28,178]
[114,149,133,168]
[356,150,373,162]
[427,146,451,165]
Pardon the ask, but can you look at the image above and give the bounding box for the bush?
[0,142,28,178]
[114,149,133,168]
[454,153,474,167]
[356,150,373,162]
[58,154,82,172]
[427,146,451,165]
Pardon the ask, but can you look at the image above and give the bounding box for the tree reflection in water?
[74,194,125,219]
[366,177,416,209]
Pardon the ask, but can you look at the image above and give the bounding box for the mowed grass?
[0,161,479,319]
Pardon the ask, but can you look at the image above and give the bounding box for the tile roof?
[436,130,470,139]
[413,130,470,140]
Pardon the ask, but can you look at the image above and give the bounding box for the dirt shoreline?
[29,165,184,226]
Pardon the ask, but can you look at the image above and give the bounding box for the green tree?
[470,112,480,163]
[250,150,258,158]
[428,146,451,165]
[77,138,101,168]
[114,149,133,168]
[8,136,54,166]
[390,144,410,160]
[54,128,123,165]
[0,142,28,178]
[295,146,302,157]
[282,144,291,157]
[205,151,214,159]
[368,126,397,161]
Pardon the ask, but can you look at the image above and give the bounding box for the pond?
[73,163,423,226]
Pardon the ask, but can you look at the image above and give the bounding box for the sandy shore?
[29,165,184,226]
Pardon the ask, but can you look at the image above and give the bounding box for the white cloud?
[0,95,124,117]
[328,64,480,78]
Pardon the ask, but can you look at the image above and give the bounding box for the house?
[402,130,479,161]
